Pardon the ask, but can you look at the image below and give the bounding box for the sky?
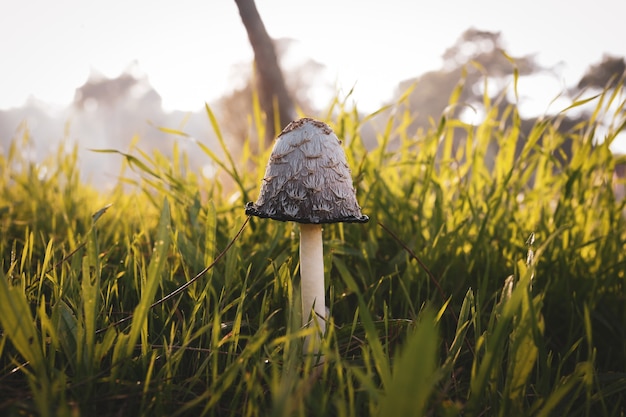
[1,0,626,117]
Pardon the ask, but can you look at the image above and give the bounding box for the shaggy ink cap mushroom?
[245,118,369,224]
[246,117,367,356]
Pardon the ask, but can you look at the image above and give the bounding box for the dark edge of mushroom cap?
[245,117,369,224]
[245,202,369,224]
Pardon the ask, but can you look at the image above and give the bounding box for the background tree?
[234,0,295,147]
[373,28,621,168]
[217,38,323,151]
[577,54,625,90]
[390,28,539,133]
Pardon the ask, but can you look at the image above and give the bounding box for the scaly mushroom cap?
[245,118,368,224]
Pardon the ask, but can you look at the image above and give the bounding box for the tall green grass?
[1,80,625,417]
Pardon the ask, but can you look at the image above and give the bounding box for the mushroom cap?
[245,118,369,224]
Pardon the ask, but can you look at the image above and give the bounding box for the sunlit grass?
[1,79,625,416]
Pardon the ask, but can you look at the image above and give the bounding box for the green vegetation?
[1,83,625,417]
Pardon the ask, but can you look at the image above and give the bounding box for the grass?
[0,79,625,416]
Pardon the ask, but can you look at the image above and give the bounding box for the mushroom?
[246,118,368,353]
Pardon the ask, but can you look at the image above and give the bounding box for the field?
[1,84,625,417]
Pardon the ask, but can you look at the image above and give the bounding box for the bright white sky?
[1,0,625,116]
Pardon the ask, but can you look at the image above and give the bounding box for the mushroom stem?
[299,223,326,353]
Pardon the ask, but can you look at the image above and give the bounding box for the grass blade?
[125,198,171,356]
[377,309,440,417]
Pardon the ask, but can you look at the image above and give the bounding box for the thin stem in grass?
[378,221,475,356]
[377,221,443,302]
[95,216,250,335]
[28,204,113,278]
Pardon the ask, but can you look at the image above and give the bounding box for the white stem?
[299,223,326,353]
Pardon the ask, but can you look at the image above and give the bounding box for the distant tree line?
[228,2,625,162]
[1,0,624,190]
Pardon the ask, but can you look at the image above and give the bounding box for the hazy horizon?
[1,0,625,174]
[2,0,626,113]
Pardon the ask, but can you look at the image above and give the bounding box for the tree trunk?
[234,0,296,146]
